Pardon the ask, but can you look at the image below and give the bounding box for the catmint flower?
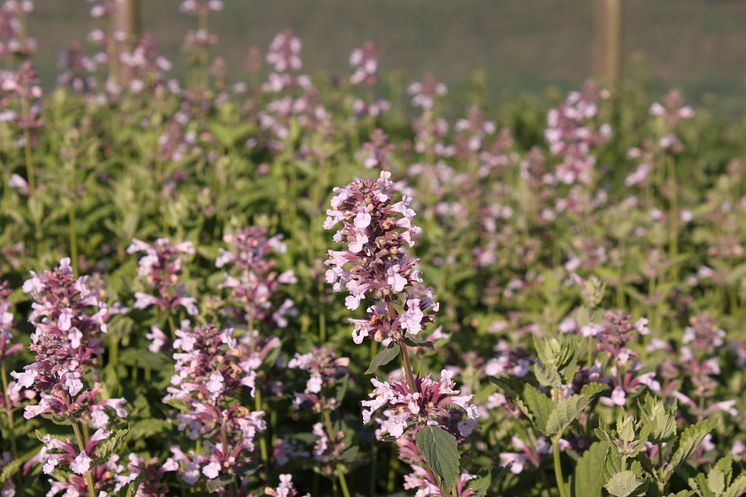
[288,347,349,411]
[128,238,198,316]
[404,466,477,497]
[264,474,309,497]
[0,281,21,361]
[349,41,379,86]
[347,42,390,115]
[362,369,478,440]
[682,314,725,355]
[650,89,693,151]
[484,340,532,378]
[165,323,266,486]
[120,33,172,92]
[357,128,394,170]
[545,81,610,185]
[498,435,552,474]
[324,171,438,345]
[115,453,178,497]
[57,41,97,92]
[217,226,296,329]
[266,29,302,73]
[453,105,496,157]
[408,73,447,111]
[12,258,118,419]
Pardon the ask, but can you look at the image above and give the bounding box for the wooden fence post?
[108,0,141,87]
[593,0,623,84]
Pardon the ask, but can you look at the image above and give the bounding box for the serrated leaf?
[467,471,491,497]
[668,419,716,474]
[366,344,400,374]
[580,382,609,398]
[490,377,532,423]
[690,473,715,497]
[605,470,645,497]
[573,441,609,497]
[724,475,746,497]
[708,464,727,495]
[546,395,590,436]
[522,384,552,434]
[415,426,460,494]
[94,426,130,463]
[534,361,563,388]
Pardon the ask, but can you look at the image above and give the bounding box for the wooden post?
[593,0,623,84]
[108,0,141,87]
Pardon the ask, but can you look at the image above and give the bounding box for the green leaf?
[604,470,645,497]
[724,475,746,497]
[640,396,677,444]
[668,419,716,475]
[580,382,609,398]
[573,441,609,497]
[93,425,130,463]
[467,471,491,497]
[206,475,235,491]
[522,384,552,434]
[534,361,562,388]
[366,343,401,374]
[129,418,170,439]
[690,473,714,497]
[708,460,728,496]
[415,426,461,494]
[546,395,589,436]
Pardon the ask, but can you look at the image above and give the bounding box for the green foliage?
[572,441,609,497]
[366,343,401,374]
[415,426,461,494]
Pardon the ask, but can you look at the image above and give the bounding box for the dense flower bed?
[1,1,746,497]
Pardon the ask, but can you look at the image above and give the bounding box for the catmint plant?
[11,258,128,497]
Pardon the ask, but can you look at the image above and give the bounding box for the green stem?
[369,443,379,497]
[167,313,178,343]
[69,199,78,275]
[0,361,17,456]
[322,410,351,497]
[71,420,97,497]
[254,386,270,467]
[667,156,679,280]
[552,436,569,497]
[399,343,417,393]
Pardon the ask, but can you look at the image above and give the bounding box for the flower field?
[1,2,746,497]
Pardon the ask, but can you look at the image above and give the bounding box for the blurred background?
[32,0,746,101]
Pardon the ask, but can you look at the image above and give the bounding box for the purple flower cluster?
[128,238,198,317]
[217,226,297,329]
[348,42,389,118]
[357,128,394,170]
[0,0,36,60]
[12,258,122,420]
[165,323,266,488]
[362,369,478,440]
[326,172,481,493]
[0,281,21,362]
[10,258,127,494]
[288,347,349,412]
[324,171,437,345]
[544,81,611,185]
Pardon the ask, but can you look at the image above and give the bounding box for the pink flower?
[325,171,438,346]
[217,226,296,329]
